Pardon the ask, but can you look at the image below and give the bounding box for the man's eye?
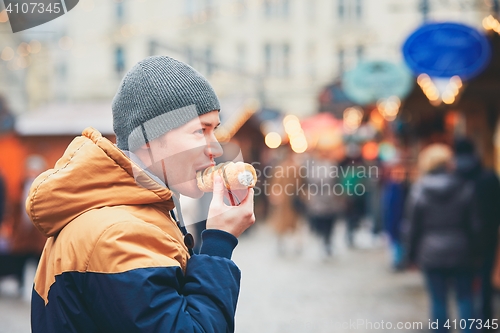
[194,129,204,135]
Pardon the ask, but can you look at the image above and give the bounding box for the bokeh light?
[58,37,74,50]
[0,10,8,23]
[29,40,42,54]
[264,132,282,149]
[1,47,14,61]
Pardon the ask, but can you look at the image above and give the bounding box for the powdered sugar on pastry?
[238,171,254,186]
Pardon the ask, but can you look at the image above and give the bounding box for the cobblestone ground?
[233,221,429,333]
[1,220,495,333]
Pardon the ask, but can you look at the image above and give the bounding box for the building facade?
[0,0,492,117]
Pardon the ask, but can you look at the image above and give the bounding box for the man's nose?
[205,140,223,159]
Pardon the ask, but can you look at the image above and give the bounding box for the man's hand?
[206,175,255,238]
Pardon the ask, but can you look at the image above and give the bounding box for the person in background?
[303,144,343,259]
[404,143,481,333]
[0,170,6,252]
[11,155,48,297]
[15,155,47,257]
[267,147,303,256]
[0,171,4,226]
[339,147,367,248]
[453,137,500,331]
[382,163,409,271]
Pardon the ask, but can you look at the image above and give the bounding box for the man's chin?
[184,189,204,199]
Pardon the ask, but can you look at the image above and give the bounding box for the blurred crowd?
[261,136,500,332]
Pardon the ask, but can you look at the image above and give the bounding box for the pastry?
[196,162,257,192]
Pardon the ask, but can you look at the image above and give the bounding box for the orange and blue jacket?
[28,128,240,332]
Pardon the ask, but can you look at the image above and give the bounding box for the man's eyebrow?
[201,122,221,128]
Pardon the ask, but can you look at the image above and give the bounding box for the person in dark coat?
[382,163,409,271]
[454,137,500,330]
[0,171,6,252]
[404,144,481,333]
[304,145,344,258]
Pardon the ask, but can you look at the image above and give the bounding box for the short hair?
[418,143,452,174]
[453,137,475,155]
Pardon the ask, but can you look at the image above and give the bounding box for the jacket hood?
[27,128,174,237]
[419,172,464,203]
[455,154,481,179]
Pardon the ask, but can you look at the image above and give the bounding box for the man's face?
[138,110,223,198]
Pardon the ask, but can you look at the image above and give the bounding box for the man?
[29,56,255,332]
[454,137,500,331]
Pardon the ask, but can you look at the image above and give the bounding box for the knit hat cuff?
[126,104,211,152]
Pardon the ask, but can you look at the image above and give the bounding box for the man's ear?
[133,141,155,167]
[137,141,151,151]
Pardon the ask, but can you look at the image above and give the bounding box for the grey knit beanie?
[112,56,220,151]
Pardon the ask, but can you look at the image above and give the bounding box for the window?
[283,43,290,77]
[419,0,430,20]
[355,0,362,19]
[264,43,272,75]
[338,48,344,75]
[115,46,125,74]
[237,44,246,73]
[356,45,364,61]
[185,0,196,16]
[237,0,246,17]
[264,0,290,19]
[307,43,316,79]
[338,0,344,19]
[264,0,271,17]
[264,43,291,77]
[205,46,213,76]
[58,62,67,80]
[283,0,290,18]
[204,0,214,20]
[185,0,214,21]
[337,0,363,21]
[116,1,124,23]
[307,0,316,22]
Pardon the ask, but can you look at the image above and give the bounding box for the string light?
[17,43,31,57]
[29,40,42,54]
[282,114,308,153]
[283,115,302,136]
[1,47,14,61]
[59,36,74,50]
[369,108,385,129]
[343,107,363,133]
[377,96,400,121]
[265,132,281,149]
[417,74,463,105]
[442,91,455,105]
[290,140,307,153]
[483,15,500,34]
[0,9,8,23]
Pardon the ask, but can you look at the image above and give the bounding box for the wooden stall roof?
[15,102,114,136]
